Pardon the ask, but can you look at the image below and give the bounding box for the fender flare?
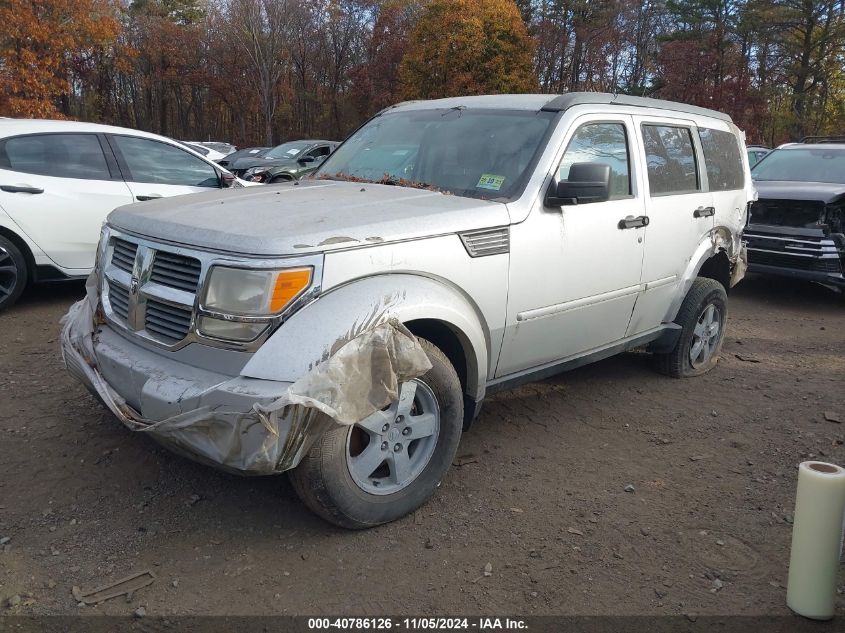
[240,273,490,401]
[267,170,296,182]
[663,227,742,323]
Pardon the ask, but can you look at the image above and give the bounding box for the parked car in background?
[226,140,339,182]
[747,145,770,167]
[194,141,236,156]
[746,139,845,289]
[180,141,228,162]
[62,93,750,528]
[0,119,242,310]
[216,146,271,169]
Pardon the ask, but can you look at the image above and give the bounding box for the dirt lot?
[0,274,843,617]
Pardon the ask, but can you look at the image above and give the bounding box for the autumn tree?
[350,0,420,117]
[0,0,120,118]
[227,0,291,144]
[777,0,845,138]
[400,0,538,99]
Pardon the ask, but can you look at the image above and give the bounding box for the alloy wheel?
[0,246,19,304]
[689,303,722,368]
[346,380,441,495]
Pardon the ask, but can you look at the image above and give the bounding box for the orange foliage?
[0,0,120,118]
[400,0,537,99]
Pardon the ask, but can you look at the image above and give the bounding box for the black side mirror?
[220,171,236,188]
[546,162,611,207]
[297,155,316,165]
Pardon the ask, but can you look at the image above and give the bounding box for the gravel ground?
[0,273,843,616]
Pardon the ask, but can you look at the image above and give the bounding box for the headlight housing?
[198,266,313,341]
[244,166,267,177]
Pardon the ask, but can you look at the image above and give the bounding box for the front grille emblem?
[129,276,140,295]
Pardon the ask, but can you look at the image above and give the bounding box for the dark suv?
[746,140,845,289]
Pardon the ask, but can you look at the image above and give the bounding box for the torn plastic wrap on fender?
[251,319,433,470]
[61,280,432,475]
[254,319,433,425]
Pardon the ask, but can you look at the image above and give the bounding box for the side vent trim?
[459,227,510,258]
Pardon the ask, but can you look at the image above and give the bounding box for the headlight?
[199,266,312,342]
[197,316,268,342]
[202,266,312,316]
[244,167,267,177]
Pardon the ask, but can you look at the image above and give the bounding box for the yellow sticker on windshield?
[477,174,505,191]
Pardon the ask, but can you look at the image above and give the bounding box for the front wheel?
[0,235,27,311]
[289,338,463,529]
[653,277,728,378]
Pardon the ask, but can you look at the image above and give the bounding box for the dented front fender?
[240,273,490,401]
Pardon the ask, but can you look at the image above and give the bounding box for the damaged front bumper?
[60,276,432,476]
[60,280,328,475]
[745,223,845,287]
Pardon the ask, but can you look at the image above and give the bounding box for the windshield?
[752,148,845,184]
[314,108,556,200]
[266,142,311,160]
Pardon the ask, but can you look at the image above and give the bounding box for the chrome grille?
[99,228,321,351]
[111,238,137,273]
[107,281,130,321]
[750,250,841,272]
[459,227,510,257]
[150,251,201,292]
[103,235,201,347]
[145,300,193,343]
[746,227,842,274]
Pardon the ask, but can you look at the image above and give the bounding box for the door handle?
[1,185,43,194]
[136,195,162,201]
[618,215,649,229]
[694,206,715,218]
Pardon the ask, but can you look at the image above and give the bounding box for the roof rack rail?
[540,92,732,122]
[799,135,845,144]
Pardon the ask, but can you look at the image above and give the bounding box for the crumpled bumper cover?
[60,273,432,476]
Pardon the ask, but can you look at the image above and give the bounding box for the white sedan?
[0,119,244,310]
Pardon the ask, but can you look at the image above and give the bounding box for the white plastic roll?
[786,461,845,620]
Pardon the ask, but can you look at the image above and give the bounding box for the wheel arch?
[404,317,481,429]
[0,224,36,282]
[697,249,731,292]
[664,227,742,323]
[269,171,296,182]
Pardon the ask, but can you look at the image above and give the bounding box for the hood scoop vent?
[459,227,510,257]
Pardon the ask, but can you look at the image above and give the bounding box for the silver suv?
[62,93,752,528]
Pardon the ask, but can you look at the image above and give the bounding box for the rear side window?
[0,134,111,180]
[641,125,699,195]
[698,128,744,191]
[306,146,332,160]
[111,136,219,187]
[557,122,631,198]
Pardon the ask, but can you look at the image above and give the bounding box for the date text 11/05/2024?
[307,618,528,630]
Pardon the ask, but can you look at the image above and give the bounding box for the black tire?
[289,338,464,529]
[653,277,728,378]
[269,174,294,184]
[0,235,27,311]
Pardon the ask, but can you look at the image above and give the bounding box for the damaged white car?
[62,93,752,528]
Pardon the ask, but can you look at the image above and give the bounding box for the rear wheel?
[289,338,463,529]
[0,235,27,311]
[653,277,728,378]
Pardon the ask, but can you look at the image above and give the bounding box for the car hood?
[227,156,298,171]
[753,180,845,204]
[107,180,510,256]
